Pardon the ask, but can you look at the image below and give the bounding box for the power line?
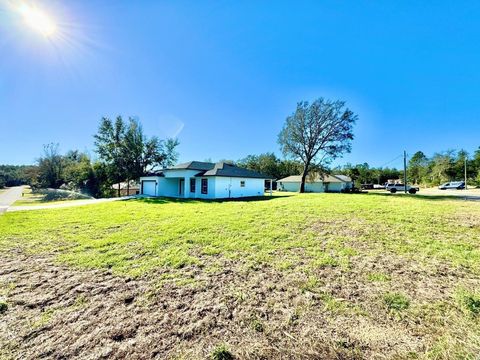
[379,154,404,168]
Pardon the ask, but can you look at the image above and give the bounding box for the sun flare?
[18,3,57,37]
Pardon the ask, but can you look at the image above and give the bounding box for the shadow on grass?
[133,194,292,205]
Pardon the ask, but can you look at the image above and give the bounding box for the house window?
[190,178,196,193]
[240,180,245,187]
[201,178,208,194]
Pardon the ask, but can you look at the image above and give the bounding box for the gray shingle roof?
[170,161,215,171]
[162,161,270,179]
[200,162,270,179]
[332,174,352,182]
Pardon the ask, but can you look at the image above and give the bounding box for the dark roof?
[143,171,165,177]
[170,161,215,171]
[200,162,270,179]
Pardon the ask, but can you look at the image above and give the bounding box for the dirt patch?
[1,249,479,359]
[448,213,480,228]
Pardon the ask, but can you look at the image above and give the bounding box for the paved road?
[418,188,480,201]
[0,186,26,214]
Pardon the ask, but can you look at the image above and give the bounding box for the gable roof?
[170,161,215,171]
[278,174,352,183]
[333,174,352,182]
[200,162,270,179]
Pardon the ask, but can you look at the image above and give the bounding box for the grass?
[12,186,91,207]
[2,193,479,276]
[384,292,410,311]
[1,192,480,358]
[211,344,234,360]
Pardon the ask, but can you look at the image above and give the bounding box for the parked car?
[385,183,419,194]
[438,181,465,190]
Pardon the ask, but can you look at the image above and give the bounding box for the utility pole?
[403,150,407,194]
[465,157,468,190]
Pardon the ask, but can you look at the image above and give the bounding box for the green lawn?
[11,186,91,206]
[1,193,479,358]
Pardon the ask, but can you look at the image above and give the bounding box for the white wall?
[157,178,180,197]
[140,176,161,196]
[141,175,265,199]
[280,182,300,192]
[162,169,200,178]
[214,177,264,198]
[305,182,326,192]
[139,176,181,197]
[194,177,216,199]
[279,181,350,193]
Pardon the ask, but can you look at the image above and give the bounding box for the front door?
[179,179,184,196]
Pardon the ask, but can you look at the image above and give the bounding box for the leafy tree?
[473,147,480,186]
[94,116,179,196]
[37,143,64,188]
[430,151,456,184]
[0,165,38,187]
[408,151,429,184]
[237,153,304,180]
[278,98,356,192]
[94,117,128,196]
[122,118,179,194]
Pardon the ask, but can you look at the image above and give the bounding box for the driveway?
[418,187,480,201]
[0,186,26,214]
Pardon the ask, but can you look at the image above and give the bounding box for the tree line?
[2,98,479,194]
[0,117,179,197]
[407,149,480,186]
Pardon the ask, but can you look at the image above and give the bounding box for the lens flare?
[18,3,56,37]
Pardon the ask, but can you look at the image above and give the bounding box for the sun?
[18,3,57,37]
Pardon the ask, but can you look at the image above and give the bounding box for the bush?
[211,344,233,360]
[33,188,92,202]
[384,292,410,311]
[457,290,480,317]
[0,300,8,314]
[251,318,264,332]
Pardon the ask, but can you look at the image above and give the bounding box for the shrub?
[211,344,233,360]
[384,292,410,311]
[251,318,264,332]
[0,300,8,314]
[456,289,480,317]
[464,296,480,316]
[33,188,92,202]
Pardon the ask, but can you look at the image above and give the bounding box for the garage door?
[142,181,156,196]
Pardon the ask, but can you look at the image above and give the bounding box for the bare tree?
[278,98,357,192]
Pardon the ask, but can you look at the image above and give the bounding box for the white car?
[385,183,419,194]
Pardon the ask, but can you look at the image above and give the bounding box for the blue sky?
[1,1,480,168]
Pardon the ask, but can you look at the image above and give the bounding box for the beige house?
[278,174,352,193]
[111,181,140,196]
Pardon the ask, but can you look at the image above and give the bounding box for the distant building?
[111,181,140,196]
[277,174,353,193]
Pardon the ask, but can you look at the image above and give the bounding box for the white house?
[277,174,353,193]
[139,161,270,199]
